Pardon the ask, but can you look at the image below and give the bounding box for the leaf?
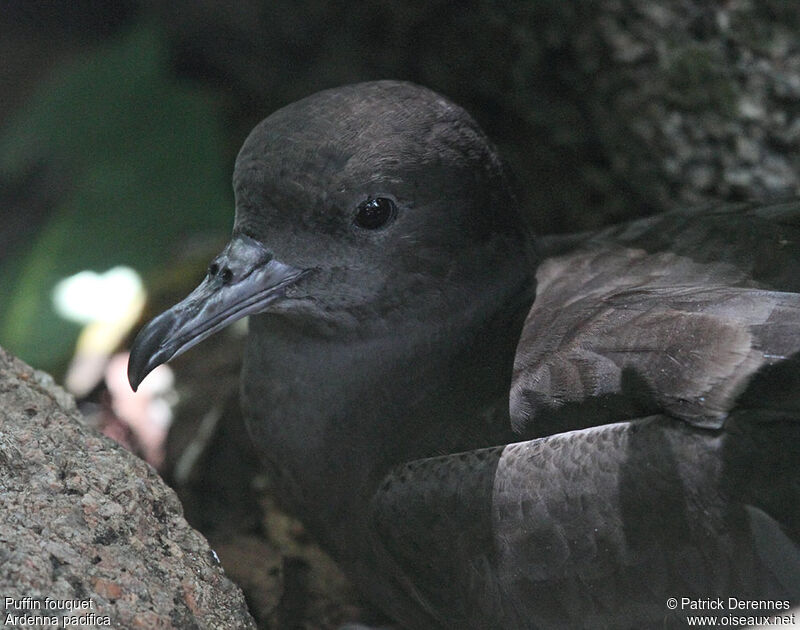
[0,23,233,373]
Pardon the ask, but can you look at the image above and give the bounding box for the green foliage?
[0,24,232,372]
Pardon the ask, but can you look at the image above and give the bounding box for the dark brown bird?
[128,81,800,629]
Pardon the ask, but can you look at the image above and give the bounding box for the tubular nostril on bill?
[208,261,234,284]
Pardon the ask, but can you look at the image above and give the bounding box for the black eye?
[354,197,396,230]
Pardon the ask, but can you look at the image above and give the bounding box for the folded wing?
[370,414,799,628]
[512,201,800,435]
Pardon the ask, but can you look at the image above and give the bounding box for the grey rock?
[0,346,255,629]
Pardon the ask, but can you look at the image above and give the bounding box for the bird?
[128,80,800,629]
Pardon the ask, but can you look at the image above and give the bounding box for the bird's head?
[128,81,533,391]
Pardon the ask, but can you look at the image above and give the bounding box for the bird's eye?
[354,197,396,230]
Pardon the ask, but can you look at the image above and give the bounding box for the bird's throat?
[240,278,532,553]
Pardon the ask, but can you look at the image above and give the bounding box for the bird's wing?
[511,201,800,435]
[370,203,800,627]
[535,200,800,291]
[370,414,800,629]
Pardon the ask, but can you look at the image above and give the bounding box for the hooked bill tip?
[126,346,148,392]
[127,367,141,392]
[126,313,175,392]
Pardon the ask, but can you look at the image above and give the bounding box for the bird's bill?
[127,235,305,391]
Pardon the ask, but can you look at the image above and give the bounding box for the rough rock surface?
[0,346,255,629]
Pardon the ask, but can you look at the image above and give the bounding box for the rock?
[0,346,255,629]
